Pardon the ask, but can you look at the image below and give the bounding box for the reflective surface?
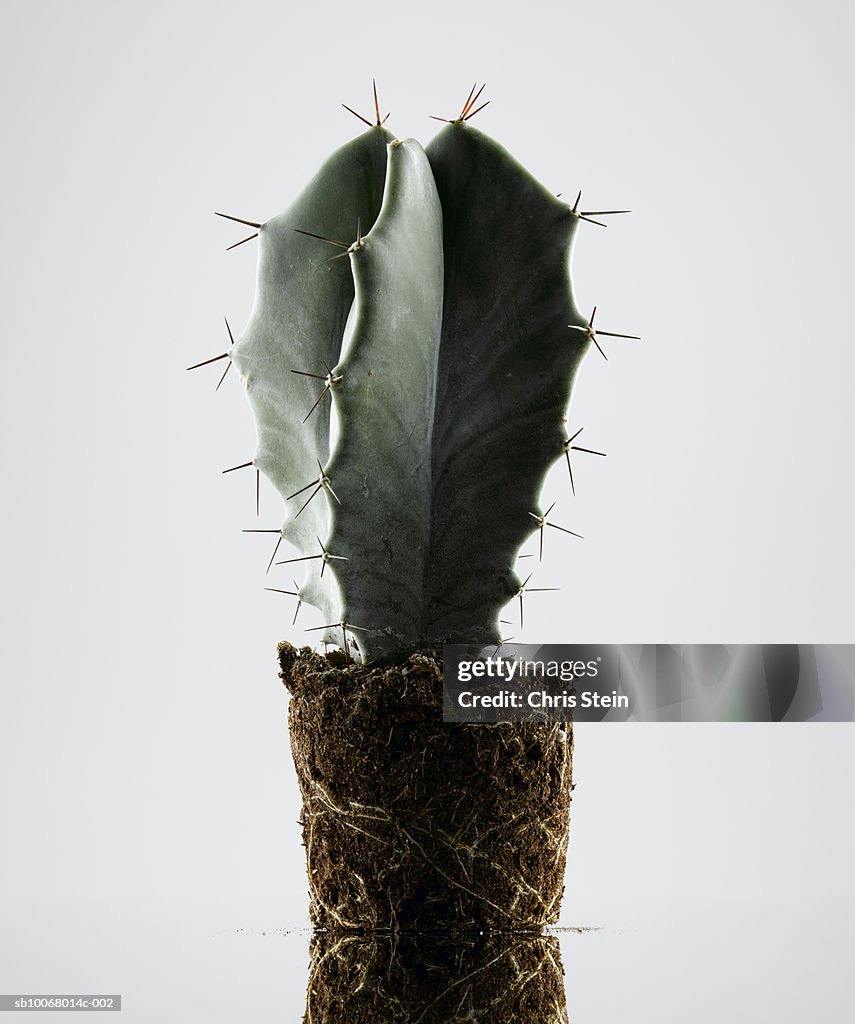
[305,931,568,1022]
[1,898,851,1021]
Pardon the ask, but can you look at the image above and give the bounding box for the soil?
[304,930,567,1023]
[280,643,573,933]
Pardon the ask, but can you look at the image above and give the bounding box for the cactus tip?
[516,571,560,624]
[562,428,606,496]
[214,211,262,229]
[569,307,640,360]
[430,82,490,124]
[225,232,258,251]
[276,537,344,571]
[342,103,373,128]
[287,461,341,517]
[567,192,631,228]
[242,528,284,574]
[215,212,262,250]
[342,80,390,129]
[528,504,582,560]
[186,351,229,372]
[292,365,342,422]
[222,460,254,474]
[264,585,303,624]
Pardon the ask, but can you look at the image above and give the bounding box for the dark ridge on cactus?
[418,122,590,650]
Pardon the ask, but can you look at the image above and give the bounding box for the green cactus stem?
[208,92,636,663]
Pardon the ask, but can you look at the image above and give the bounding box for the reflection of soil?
[305,931,567,1023]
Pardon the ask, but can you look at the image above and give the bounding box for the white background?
[1,1,853,1019]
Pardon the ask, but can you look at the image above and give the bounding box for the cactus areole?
[198,90,634,930]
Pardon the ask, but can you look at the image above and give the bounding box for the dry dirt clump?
[280,643,574,933]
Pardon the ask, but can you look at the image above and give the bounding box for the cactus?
[190,86,637,931]
[195,87,636,664]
